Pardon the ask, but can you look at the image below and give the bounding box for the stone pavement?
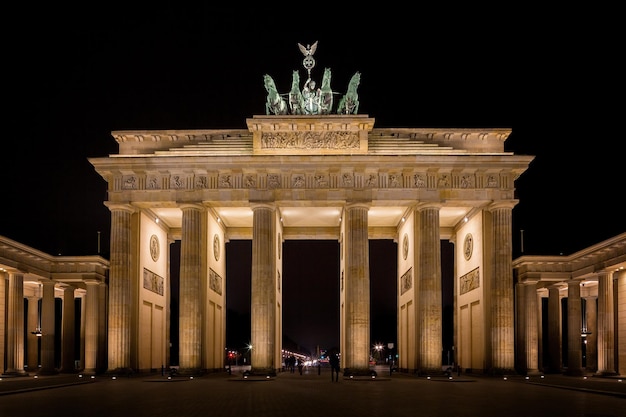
[1,367,624,417]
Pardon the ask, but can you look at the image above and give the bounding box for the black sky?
[3,6,624,356]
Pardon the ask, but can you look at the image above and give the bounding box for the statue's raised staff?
[263,74,288,115]
[298,41,318,78]
[337,71,361,115]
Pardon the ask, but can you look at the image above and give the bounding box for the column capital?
[415,202,442,211]
[104,202,135,213]
[487,200,519,211]
[345,201,370,210]
[179,202,205,211]
[250,201,276,211]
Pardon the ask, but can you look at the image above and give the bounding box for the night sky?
[4,6,624,357]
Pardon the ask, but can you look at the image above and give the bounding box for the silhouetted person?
[297,359,304,375]
[329,352,340,382]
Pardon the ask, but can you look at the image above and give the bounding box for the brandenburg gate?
[89,114,533,376]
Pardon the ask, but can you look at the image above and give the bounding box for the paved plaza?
[1,367,624,417]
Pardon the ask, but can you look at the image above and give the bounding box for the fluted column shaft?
[61,286,75,372]
[547,286,562,372]
[39,280,57,374]
[250,203,276,373]
[343,203,370,372]
[566,281,583,375]
[26,296,39,370]
[416,204,442,372]
[97,282,108,372]
[83,281,99,373]
[107,204,134,372]
[596,271,615,375]
[489,204,515,373]
[524,282,539,374]
[6,272,26,375]
[179,204,204,372]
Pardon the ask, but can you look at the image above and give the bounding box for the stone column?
[5,271,27,375]
[596,271,616,375]
[547,286,562,373]
[60,286,76,373]
[343,202,370,374]
[106,203,134,374]
[584,296,597,372]
[416,204,442,373]
[250,203,277,374]
[524,281,539,375]
[97,282,108,373]
[178,203,205,374]
[26,296,40,371]
[566,280,583,376]
[39,280,57,374]
[515,281,526,372]
[488,203,516,374]
[83,280,100,374]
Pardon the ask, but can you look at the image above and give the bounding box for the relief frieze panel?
[113,169,508,192]
[401,267,413,295]
[291,174,305,188]
[209,268,222,295]
[260,131,360,150]
[122,175,138,190]
[459,267,480,295]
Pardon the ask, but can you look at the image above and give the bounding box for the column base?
[2,370,29,377]
[594,370,619,377]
